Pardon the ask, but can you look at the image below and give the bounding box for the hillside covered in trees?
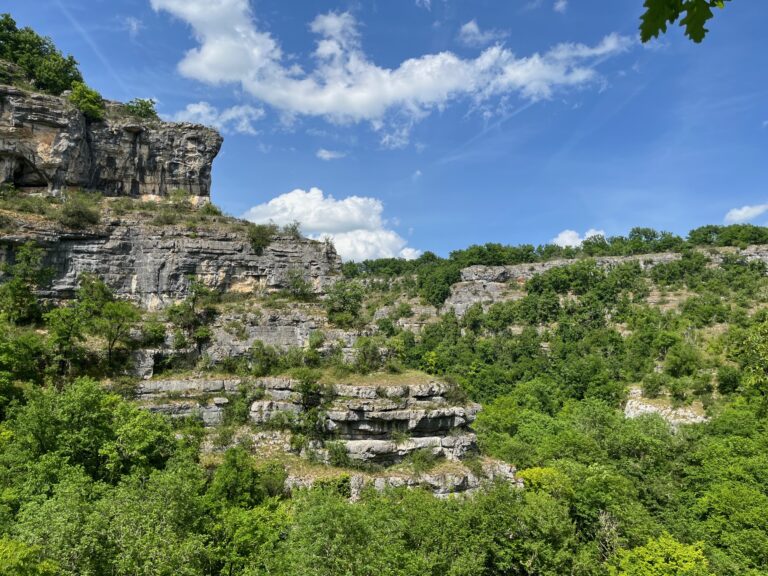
[2,11,768,576]
[2,213,768,575]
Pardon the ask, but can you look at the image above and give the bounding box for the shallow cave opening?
[11,156,48,188]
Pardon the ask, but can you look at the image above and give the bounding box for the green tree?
[0,242,51,325]
[0,537,58,576]
[325,280,364,327]
[740,320,768,411]
[123,98,158,119]
[44,306,85,377]
[0,14,83,94]
[640,0,732,43]
[91,301,140,365]
[68,82,104,121]
[611,533,713,575]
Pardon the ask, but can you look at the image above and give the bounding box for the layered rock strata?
[0,216,341,307]
[137,376,481,465]
[0,84,222,197]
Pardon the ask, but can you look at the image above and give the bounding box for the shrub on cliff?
[0,241,52,325]
[123,98,158,119]
[68,81,104,121]
[247,222,278,255]
[325,280,364,327]
[0,13,83,95]
[57,191,101,229]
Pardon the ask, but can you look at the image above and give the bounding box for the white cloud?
[415,0,431,10]
[151,0,631,141]
[121,16,144,38]
[554,0,568,13]
[242,188,420,261]
[551,228,605,247]
[724,203,768,224]
[171,101,264,134]
[316,148,346,161]
[457,20,507,48]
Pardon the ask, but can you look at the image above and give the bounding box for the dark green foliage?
[207,446,285,508]
[68,82,104,121]
[326,441,351,468]
[0,242,51,325]
[640,0,732,44]
[716,365,740,395]
[325,280,364,327]
[418,260,461,307]
[0,14,82,94]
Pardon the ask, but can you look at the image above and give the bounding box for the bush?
[199,202,223,217]
[57,191,101,229]
[326,441,351,468]
[123,98,158,119]
[68,81,104,121]
[641,372,668,399]
[716,365,741,395]
[247,223,278,255]
[281,220,302,238]
[407,448,441,475]
[326,280,364,328]
[285,269,314,302]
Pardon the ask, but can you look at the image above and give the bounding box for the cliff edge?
[0,83,222,198]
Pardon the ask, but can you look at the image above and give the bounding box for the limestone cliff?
[0,84,222,197]
[0,213,341,308]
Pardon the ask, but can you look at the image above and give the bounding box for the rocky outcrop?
[0,84,221,197]
[461,252,683,284]
[443,281,523,316]
[0,216,341,307]
[137,375,480,465]
[284,460,522,499]
[624,387,708,427]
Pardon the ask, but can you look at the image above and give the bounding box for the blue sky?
[8,1,768,260]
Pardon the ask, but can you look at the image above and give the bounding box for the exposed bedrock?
[0,219,341,307]
[0,84,222,197]
[136,376,481,465]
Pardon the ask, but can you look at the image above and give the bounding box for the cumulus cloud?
[554,0,568,13]
[171,101,264,134]
[415,0,431,10]
[316,148,346,161]
[151,0,631,141]
[242,188,420,261]
[724,203,768,224]
[457,20,507,48]
[551,228,605,247]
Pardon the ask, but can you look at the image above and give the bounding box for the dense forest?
[2,13,768,576]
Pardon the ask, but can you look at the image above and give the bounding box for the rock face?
[460,252,683,284]
[136,375,480,465]
[624,387,708,427]
[0,216,341,307]
[0,84,222,197]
